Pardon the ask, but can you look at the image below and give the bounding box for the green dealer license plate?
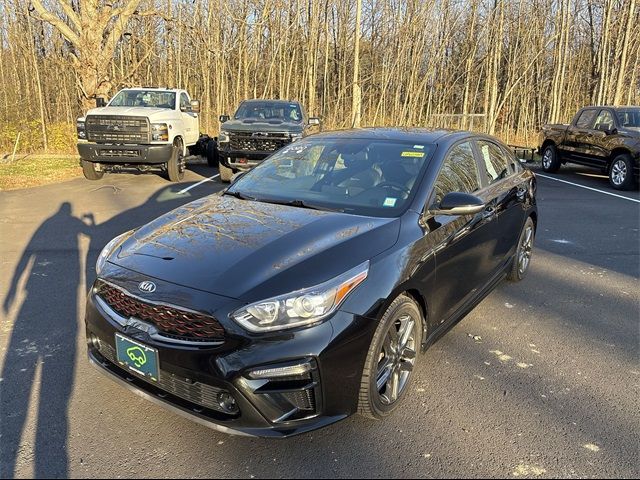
[115,333,159,382]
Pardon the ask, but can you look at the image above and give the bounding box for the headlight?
[96,230,135,276]
[77,120,86,140]
[151,123,169,141]
[232,261,369,332]
[290,133,303,142]
[219,131,230,143]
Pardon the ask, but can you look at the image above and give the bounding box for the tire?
[206,140,219,168]
[219,162,234,182]
[166,138,186,182]
[507,216,535,282]
[358,294,423,419]
[608,154,636,191]
[541,144,561,173]
[81,160,104,180]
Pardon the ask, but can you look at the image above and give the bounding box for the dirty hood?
[110,195,400,301]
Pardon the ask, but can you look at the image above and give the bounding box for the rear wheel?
[358,294,422,419]
[219,162,234,182]
[81,160,104,180]
[541,144,561,173]
[609,154,636,190]
[507,216,535,282]
[167,138,186,182]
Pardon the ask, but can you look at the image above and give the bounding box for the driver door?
[179,92,199,145]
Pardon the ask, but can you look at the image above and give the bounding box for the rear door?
[565,108,599,164]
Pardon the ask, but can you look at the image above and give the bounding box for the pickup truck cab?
[539,106,640,190]
[217,99,320,182]
[77,88,215,182]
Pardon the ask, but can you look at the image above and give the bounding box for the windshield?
[234,102,303,123]
[615,108,640,128]
[109,90,176,109]
[228,137,434,217]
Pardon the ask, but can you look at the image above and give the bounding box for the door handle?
[483,206,496,220]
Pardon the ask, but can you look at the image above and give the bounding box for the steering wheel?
[376,181,411,196]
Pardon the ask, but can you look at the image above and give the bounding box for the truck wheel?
[609,154,636,191]
[81,160,104,180]
[541,144,561,173]
[219,163,234,182]
[167,139,186,182]
[206,140,219,168]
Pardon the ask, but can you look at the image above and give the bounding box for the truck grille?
[228,131,291,152]
[86,115,150,143]
[95,342,237,414]
[95,280,225,342]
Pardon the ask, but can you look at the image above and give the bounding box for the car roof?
[309,127,471,144]
[241,99,301,105]
[580,105,640,110]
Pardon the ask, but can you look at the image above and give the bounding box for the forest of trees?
[0,0,638,154]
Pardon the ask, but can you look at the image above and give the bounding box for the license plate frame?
[115,333,160,382]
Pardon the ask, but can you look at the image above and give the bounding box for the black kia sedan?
[85,128,537,437]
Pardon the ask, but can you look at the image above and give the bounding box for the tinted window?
[433,141,481,205]
[230,138,434,217]
[615,108,640,127]
[234,101,303,123]
[180,93,190,111]
[477,140,511,184]
[594,110,615,130]
[575,109,598,129]
[109,90,176,109]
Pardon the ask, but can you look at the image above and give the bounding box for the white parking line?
[178,174,220,194]
[536,173,640,204]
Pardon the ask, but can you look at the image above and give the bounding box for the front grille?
[96,342,235,414]
[228,131,291,152]
[86,115,150,143]
[99,149,141,158]
[95,280,225,341]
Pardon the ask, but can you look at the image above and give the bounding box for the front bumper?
[78,142,173,165]
[84,273,376,437]
[218,147,273,171]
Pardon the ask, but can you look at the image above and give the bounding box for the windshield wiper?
[222,190,256,201]
[258,198,343,212]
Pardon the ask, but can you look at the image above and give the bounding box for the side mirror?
[219,114,230,123]
[95,97,107,108]
[308,117,321,126]
[190,100,200,113]
[430,192,485,216]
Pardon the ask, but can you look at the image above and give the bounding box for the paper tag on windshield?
[383,197,397,207]
[401,151,425,158]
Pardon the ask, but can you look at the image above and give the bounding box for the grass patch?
[0,155,82,190]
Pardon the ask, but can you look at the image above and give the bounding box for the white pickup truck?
[77,87,218,181]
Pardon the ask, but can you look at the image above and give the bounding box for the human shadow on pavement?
[1,202,92,478]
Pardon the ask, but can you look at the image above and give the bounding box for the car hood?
[110,195,400,301]
[222,119,303,134]
[86,106,176,120]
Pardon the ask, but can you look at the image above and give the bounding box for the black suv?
[217,99,320,181]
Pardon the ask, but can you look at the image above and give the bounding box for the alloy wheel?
[375,314,417,405]
[518,223,534,275]
[542,149,553,169]
[611,160,627,186]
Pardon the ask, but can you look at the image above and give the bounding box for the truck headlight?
[219,131,230,143]
[231,261,369,332]
[77,120,86,140]
[96,230,135,276]
[151,123,169,141]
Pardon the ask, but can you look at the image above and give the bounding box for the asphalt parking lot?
[1,162,638,478]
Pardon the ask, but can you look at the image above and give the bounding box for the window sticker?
[401,151,425,158]
[383,197,397,207]
[413,145,425,149]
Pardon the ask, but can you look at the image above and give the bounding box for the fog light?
[90,334,102,350]
[217,392,237,413]
[248,363,312,379]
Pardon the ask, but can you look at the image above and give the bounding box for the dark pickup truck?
[217,99,320,182]
[539,106,640,190]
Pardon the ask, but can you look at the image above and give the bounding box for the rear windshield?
[234,102,303,123]
[229,137,435,217]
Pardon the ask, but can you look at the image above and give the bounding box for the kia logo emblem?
[138,281,156,293]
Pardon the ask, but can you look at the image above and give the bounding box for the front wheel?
[81,160,104,180]
[609,154,636,191]
[166,139,186,182]
[507,216,535,282]
[358,294,422,419]
[541,144,561,173]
